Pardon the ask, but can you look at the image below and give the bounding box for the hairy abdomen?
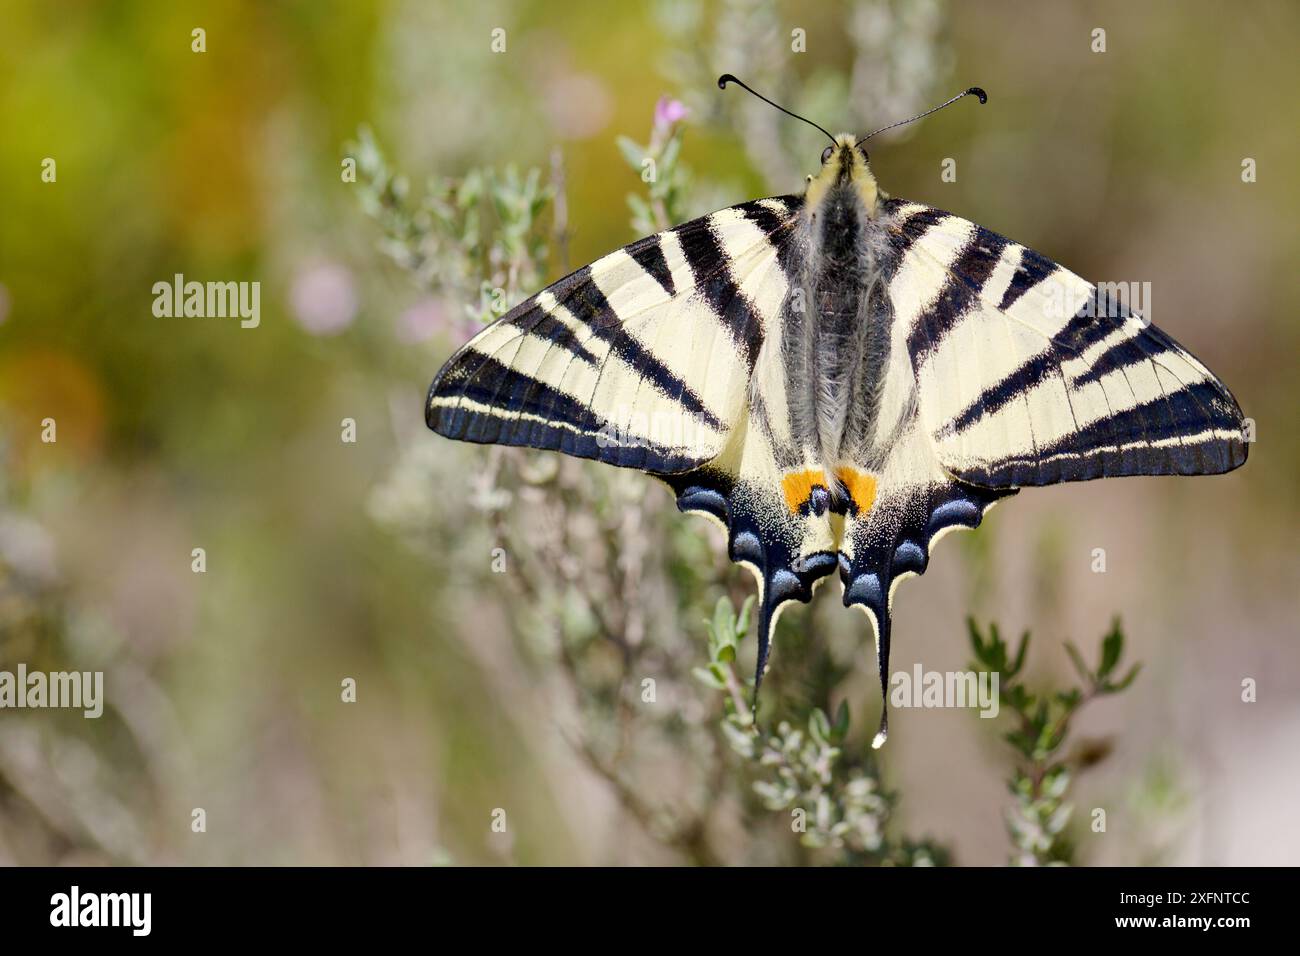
[787,185,891,486]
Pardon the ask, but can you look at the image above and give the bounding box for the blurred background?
[0,0,1296,866]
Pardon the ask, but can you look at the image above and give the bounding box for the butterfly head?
[717,74,987,216]
[820,136,869,170]
[806,133,879,213]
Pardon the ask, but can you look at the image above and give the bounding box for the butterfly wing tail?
[841,564,893,748]
[668,469,838,712]
[753,593,776,707]
[842,479,1015,746]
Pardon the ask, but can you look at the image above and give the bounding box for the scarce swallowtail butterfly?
[426,76,1248,747]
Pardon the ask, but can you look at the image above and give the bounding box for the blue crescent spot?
[844,572,884,609]
[731,531,763,565]
[891,540,927,574]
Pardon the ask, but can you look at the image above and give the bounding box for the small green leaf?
[659,133,681,171]
[1055,688,1083,710]
[1004,730,1036,759]
[626,193,651,220]
[1098,620,1124,679]
[1004,684,1031,711]
[967,616,986,660]
[723,719,756,756]
[457,170,483,208]
[1105,662,1142,693]
[809,707,831,745]
[1063,641,1090,683]
[712,596,734,648]
[832,700,850,742]
[735,595,755,641]
[1009,630,1031,677]
[1047,802,1073,835]
[1043,769,1071,800]
[692,666,726,690]
[615,135,646,170]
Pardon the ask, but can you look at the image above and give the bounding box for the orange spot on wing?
[835,467,877,514]
[781,469,823,514]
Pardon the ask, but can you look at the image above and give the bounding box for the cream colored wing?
[888,201,1248,486]
[428,197,802,474]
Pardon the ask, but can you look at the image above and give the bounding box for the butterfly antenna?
[718,73,837,146]
[859,86,988,142]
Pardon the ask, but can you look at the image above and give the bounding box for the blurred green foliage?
[969,618,1140,865]
[0,0,1294,866]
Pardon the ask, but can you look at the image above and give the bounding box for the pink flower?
[396,297,481,344]
[653,96,688,132]
[396,298,447,344]
[290,260,357,336]
[543,72,614,140]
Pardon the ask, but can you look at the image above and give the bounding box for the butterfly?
[425,76,1248,746]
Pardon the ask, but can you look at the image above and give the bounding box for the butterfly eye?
[857,143,870,161]
[821,146,834,164]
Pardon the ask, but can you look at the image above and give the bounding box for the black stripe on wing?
[955,380,1246,485]
[518,296,601,363]
[931,286,1248,485]
[882,201,947,259]
[549,265,726,431]
[893,217,1009,361]
[674,196,804,373]
[937,293,1144,437]
[429,353,699,472]
[737,196,804,282]
[627,234,675,297]
[997,245,1057,311]
[942,350,1059,435]
[1071,319,1184,387]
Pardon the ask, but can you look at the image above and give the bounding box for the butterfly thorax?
[789,136,892,502]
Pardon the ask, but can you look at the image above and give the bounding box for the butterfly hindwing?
[665,256,847,694]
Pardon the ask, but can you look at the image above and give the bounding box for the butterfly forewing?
[426,197,801,474]
[885,200,1248,487]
